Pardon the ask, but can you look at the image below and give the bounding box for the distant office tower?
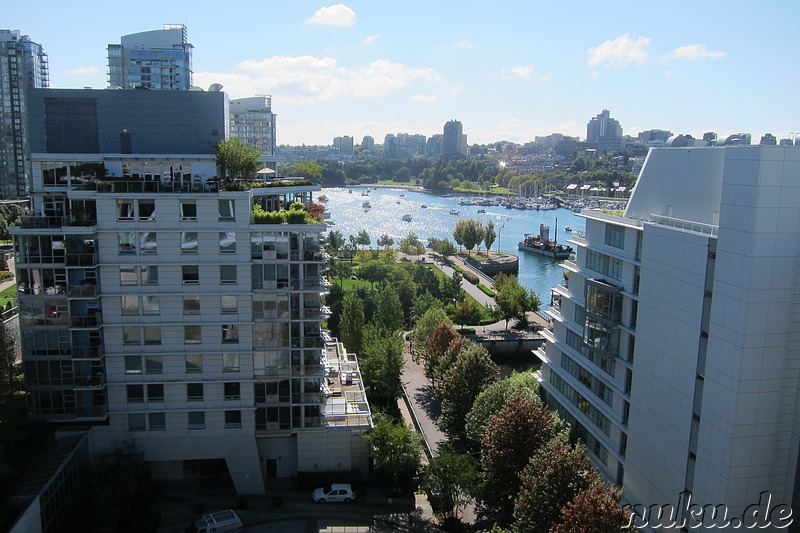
[586,110,622,143]
[443,120,465,156]
[339,136,354,156]
[636,129,672,145]
[539,145,800,524]
[383,133,397,159]
[361,135,375,153]
[108,24,193,90]
[0,29,48,199]
[229,96,276,156]
[427,134,443,156]
[760,133,777,145]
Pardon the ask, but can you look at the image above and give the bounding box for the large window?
[185,354,203,373]
[220,265,237,285]
[187,383,204,401]
[188,411,205,429]
[182,266,199,284]
[184,325,202,344]
[117,232,157,255]
[585,250,623,280]
[584,281,622,323]
[219,200,235,221]
[225,410,242,428]
[180,201,197,221]
[605,224,625,249]
[181,232,198,254]
[219,232,236,254]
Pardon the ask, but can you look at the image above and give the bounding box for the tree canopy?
[215,138,261,181]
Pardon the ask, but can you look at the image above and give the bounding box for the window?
[183,296,200,315]
[123,326,141,345]
[124,356,142,374]
[138,199,156,221]
[143,327,161,345]
[121,295,139,316]
[219,232,236,254]
[220,265,237,285]
[180,201,197,221]
[605,224,625,249]
[142,265,158,284]
[185,354,203,373]
[141,233,157,254]
[145,355,163,374]
[188,411,205,429]
[219,199,235,220]
[147,384,164,401]
[184,325,202,344]
[187,383,204,401]
[127,384,144,403]
[224,382,241,399]
[120,265,137,286]
[221,295,237,314]
[181,232,198,254]
[182,265,199,284]
[223,353,240,372]
[118,232,136,253]
[225,410,242,428]
[128,413,146,431]
[148,412,166,430]
[117,200,134,220]
[222,324,239,343]
[143,295,159,315]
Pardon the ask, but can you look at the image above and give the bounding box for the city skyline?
[6,1,799,146]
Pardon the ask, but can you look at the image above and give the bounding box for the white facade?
[15,156,371,494]
[229,96,277,156]
[540,145,800,527]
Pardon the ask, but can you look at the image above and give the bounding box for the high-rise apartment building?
[586,109,622,144]
[14,88,370,494]
[0,29,49,199]
[539,145,800,525]
[229,96,276,156]
[361,135,375,153]
[443,120,466,157]
[108,25,193,90]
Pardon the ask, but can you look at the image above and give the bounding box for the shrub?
[463,271,479,285]
[478,284,496,297]
[251,205,285,224]
[285,209,307,224]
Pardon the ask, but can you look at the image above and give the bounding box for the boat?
[362,201,371,209]
[402,214,412,222]
[518,223,573,259]
[449,209,459,215]
[420,204,427,209]
[477,209,486,214]
[564,226,573,233]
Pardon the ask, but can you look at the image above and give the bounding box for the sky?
[6,1,800,146]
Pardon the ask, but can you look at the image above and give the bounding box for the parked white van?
[186,509,242,533]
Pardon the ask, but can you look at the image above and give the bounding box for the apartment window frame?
[225,410,242,429]
[147,383,164,402]
[181,232,198,254]
[219,232,236,254]
[224,382,241,400]
[184,325,202,344]
[128,413,146,432]
[223,353,240,372]
[220,265,237,285]
[183,295,201,315]
[219,199,235,221]
[187,383,204,401]
[185,354,203,373]
[182,265,199,284]
[188,411,205,429]
[605,224,625,249]
[148,412,166,431]
[220,295,238,314]
[126,384,144,403]
[222,324,239,344]
[180,201,197,221]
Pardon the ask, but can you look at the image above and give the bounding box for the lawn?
[0,283,17,306]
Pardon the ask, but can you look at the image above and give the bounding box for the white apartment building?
[539,145,800,529]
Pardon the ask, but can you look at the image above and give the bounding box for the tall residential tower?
[107,25,193,90]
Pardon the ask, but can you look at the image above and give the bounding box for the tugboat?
[518,222,573,259]
[402,214,412,222]
[362,201,371,210]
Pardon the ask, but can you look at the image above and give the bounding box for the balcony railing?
[74,374,106,389]
[71,346,105,359]
[74,405,109,419]
[70,314,103,328]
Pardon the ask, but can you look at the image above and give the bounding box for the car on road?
[312,483,355,503]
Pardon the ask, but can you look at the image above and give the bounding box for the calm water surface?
[321,187,585,308]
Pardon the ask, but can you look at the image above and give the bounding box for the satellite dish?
[189,85,203,91]
[208,83,223,92]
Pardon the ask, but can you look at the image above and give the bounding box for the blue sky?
[7,1,799,145]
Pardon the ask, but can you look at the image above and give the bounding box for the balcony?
[67,285,99,298]
[74,405,108,420]
[69,314,103,329]
[73,374,106,389]
[71,345,105,359]
[291,364,324,376]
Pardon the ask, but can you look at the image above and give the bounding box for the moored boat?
[402,214,412,222]
[518,223,573,259]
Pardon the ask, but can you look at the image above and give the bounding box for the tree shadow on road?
[413,385,442,422]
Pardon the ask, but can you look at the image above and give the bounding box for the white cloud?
[67,65,99,75]
[587,33,651,68]
[413,94,438,103]
[305,4,356,27]
[501,65,535,80]
[455,41,474,49]
[661,44,725,61]
[363,34,378,45]
[537,74,553,83]
[195,55,436,106]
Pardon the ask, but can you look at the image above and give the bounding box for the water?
[321,186,585,307]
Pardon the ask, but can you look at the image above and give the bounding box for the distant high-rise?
[0,29,48,199]
[586,109,622,144]
[443,120,466,157]
[108,24,193,90]
[229,96,276,156]
[361,135,375,153]
[426,134,443,156]
[759,133,777,145]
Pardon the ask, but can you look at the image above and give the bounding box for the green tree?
[339,290,365,354]
[494,274,540,330]
[439,270,463,305]
[358,260,391,289]
[395,167,411,182]
[282,161,323,181]
[513,440,602,533]
[428,237,457,259]
[451,299,484,330]
[421,447,481,521]
[454,219,485,255]
[327,229,345,254]
[465,372,540,448]
[377,234,394,249]
[411,307,451,361]
[215,138,261,181]
[484,220,497,252]
[439,342,499,441]
[0,322,21,413]
[480,396,562,525]
[361,326,405,405]
[373,284,405,332]
[424,323,465,389]
[399,232,425,257]
[364,417,423,493]
[356,229,371,249]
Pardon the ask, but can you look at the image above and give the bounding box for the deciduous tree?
[361,326,405,405]
[411,307,451,361]
[399,232,425,257]
[364,417,423,493]
[215,138,261,181]
[484,220,496,252]
[465,372,540,449]
[340,290,365,354]
[373,284,405,332]
[421,447,481,521]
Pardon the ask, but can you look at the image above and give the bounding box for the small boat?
[450,209,459,215]
[402,214,412,222]
[564,226,573,233]
[421,204,427,209]
[348,189,353,194]
[362,201,371,209]
[477,209,486,214]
